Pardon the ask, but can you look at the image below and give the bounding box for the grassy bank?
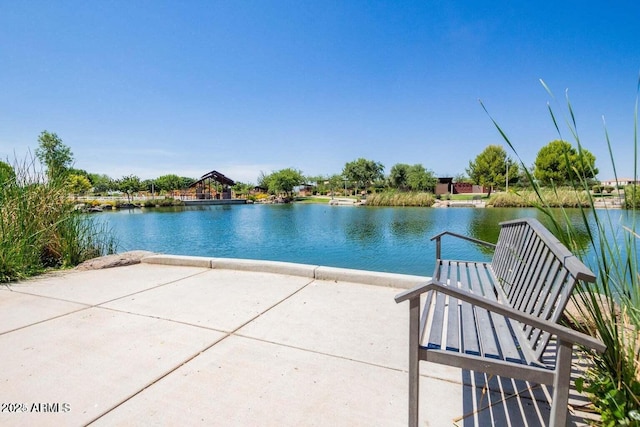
[0,161,116,282]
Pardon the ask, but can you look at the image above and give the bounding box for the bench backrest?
[491,218,596,360]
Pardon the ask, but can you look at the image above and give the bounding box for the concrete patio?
[0,255,596,426]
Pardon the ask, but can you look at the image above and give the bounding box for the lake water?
[99,204,630,277]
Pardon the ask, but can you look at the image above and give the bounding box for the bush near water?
[365,191,435,207]
[0,161,116,283]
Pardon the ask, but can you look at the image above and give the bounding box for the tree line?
[466,141,598,196]
[4,131,197,201]
[1,131,600,200]
[253,141,598,198]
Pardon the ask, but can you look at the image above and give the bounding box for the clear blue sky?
[1,1,639,183]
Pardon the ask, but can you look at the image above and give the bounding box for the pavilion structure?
[190,170,235,200]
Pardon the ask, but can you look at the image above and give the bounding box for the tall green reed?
[482,80,640,424]
[0,155,116,282]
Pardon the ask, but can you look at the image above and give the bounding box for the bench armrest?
[430,231,496,260]
[395,281,606,353]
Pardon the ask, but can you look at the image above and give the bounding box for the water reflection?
[389,209,432,238]
[467,210,519,255]
[345,208,384,245]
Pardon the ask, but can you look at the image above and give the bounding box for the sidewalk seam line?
[0,270,212,336]
[88,277,316,424]
[233,333,407,374]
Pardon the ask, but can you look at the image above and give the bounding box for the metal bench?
[395,218,606,427]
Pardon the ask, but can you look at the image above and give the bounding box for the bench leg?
[408,297,420,427]
[550,339,573,427]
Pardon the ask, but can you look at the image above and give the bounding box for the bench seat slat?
[445,262,460,352]
[446,298,460,351]
[465,262,501,360]
[475,263,527,364]
[460,300,480,356]
[420,261,541,367]
[427,292,447,350]
[418,288,435,344]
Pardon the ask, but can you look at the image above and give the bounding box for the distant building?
[251,186,267,195]
[436,178,487,195]
[190,170,235,200]
[601,178,639,187]
[435,178,454,195]
[295,185,314,196]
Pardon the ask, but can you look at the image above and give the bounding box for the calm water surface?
[100,204,634,276]
[100,204,554,276]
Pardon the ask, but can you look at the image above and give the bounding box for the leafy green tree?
[180,176,195,189]
[265,168,304,196]
[389,164,410,190]
[67,174,92,198]
[406,164,437,192]
[88,173,115,194]
[118,175,143,202]
[68,167,90,181]
[515,166,535,189]
[322,174,343,197]
[0,160,16,185]
[257,171,270,189]
[154,174,184,192]
[343,158,384,194]
[141,179,154,194]
[534,140,598,185]
[305,175,329,195]
[466,145,518,196]
[35,131,73,181]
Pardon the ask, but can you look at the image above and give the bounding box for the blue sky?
[1,1,639,183]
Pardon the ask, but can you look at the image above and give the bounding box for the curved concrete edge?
[141,255,428,289]
[315,266,428,288]
[210,258,317,278]
[141,254,213,268]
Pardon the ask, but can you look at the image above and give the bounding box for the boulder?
[75,250,156,271]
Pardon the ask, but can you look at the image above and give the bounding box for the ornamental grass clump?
[0,156,116,282]
[489,188,590,207]
[482,80,640,425]
[366,191,435,207]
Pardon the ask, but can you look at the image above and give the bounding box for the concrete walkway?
[0,256,595,426]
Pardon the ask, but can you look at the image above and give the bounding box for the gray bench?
[395,218,606,427]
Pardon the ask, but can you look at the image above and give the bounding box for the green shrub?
[0,157,116,282]
[625,185,640,209]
